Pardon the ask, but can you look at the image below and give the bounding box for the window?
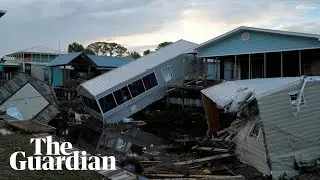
[289,92,305,108]
[43,69,49,83]
[249,123,261,139]
[98,94,117,113]
[128,79,145,98]
[113,86,132,105]
[142,72,158,90]
[162,66,173,82]
[82,96,100,113]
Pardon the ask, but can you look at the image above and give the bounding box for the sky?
[0,0,320,56]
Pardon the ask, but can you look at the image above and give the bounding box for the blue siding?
[198,30,320,57]
[52,67,63,87]
[207,63,220,80]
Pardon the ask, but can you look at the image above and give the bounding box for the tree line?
[67,41,173,59]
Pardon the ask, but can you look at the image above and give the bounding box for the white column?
[299,50,302,76]
[264,53,267,78]
[280,52,283,77]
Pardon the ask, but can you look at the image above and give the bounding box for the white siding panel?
[259,81,320,179]
[234,117,270,175]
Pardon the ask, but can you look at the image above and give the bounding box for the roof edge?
[195,26,320,50]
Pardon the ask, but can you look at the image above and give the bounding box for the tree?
[143,49,152,56]
[67,42,96,55]
[86,42,127,57]
[127,51,141,59]
[68,42,85,53]
[156,41,173,50]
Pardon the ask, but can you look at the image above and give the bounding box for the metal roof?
[80,39,198,97]
[47,52,82,67]
[47,52,134,67]
[195,26,320,50]
[88,54,133,67]
[7,45,67,56]
[201,77,317,109]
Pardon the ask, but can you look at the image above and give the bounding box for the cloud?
[0,0,320,55]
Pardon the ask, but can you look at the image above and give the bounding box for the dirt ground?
[0,133,104,180]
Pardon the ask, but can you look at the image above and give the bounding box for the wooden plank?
[192,147,229,153]
[173,153,234,166]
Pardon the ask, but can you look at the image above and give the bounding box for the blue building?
[195,26,320,80]
[47,52,134,100]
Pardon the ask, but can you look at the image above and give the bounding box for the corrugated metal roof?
[8,45,67,55]
[88,55,134,67]
[79,39,198,97]
[47,52,82,67]
[47,52,134,67]
[201,77,306,109]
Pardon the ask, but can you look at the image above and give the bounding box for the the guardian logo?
[9,136,116,171]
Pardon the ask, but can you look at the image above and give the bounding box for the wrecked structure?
[78,39,201,123]
[0,73,59,124]
[201,76,320,179]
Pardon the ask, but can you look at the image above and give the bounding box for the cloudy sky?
[1,0,320,56]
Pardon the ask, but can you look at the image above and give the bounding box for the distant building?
[195,26,320,80]
[47,52,134,100]
[5,45,67,81]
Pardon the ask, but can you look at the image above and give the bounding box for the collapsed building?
[0,73,59,124]
[77,39,202,123]
[201,76,320,179]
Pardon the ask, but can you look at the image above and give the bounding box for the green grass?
[0,133,105,180]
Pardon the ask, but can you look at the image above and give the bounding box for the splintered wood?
[173,153,235,166]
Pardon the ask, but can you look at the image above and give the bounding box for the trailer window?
[128,79,145,98]
[98,94,117,113]
[82,96,100,113]
[113,86,132,105]
[142,72,158,90]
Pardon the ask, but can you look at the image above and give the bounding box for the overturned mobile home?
[0,73,59,124]
[201,76,320,179]
[78,40,201,123]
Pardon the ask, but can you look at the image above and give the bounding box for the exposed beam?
[248,54,251,79]
[299,50,302,76]
[264,53,267,78]
[280,52,283,77]
[234,55,237,80]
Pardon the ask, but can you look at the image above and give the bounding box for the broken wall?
[233,116,270,176]
[258,81,320,179]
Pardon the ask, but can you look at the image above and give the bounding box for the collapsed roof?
[0,73,59,124]
[201,76,320,113]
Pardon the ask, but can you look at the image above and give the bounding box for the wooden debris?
[146,173,246,179]
[192,146,229,153]
[173,153,234,166]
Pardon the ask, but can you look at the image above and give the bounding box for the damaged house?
[0,73,59,126]
[77,40,201,123]
[201,76,320,179]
